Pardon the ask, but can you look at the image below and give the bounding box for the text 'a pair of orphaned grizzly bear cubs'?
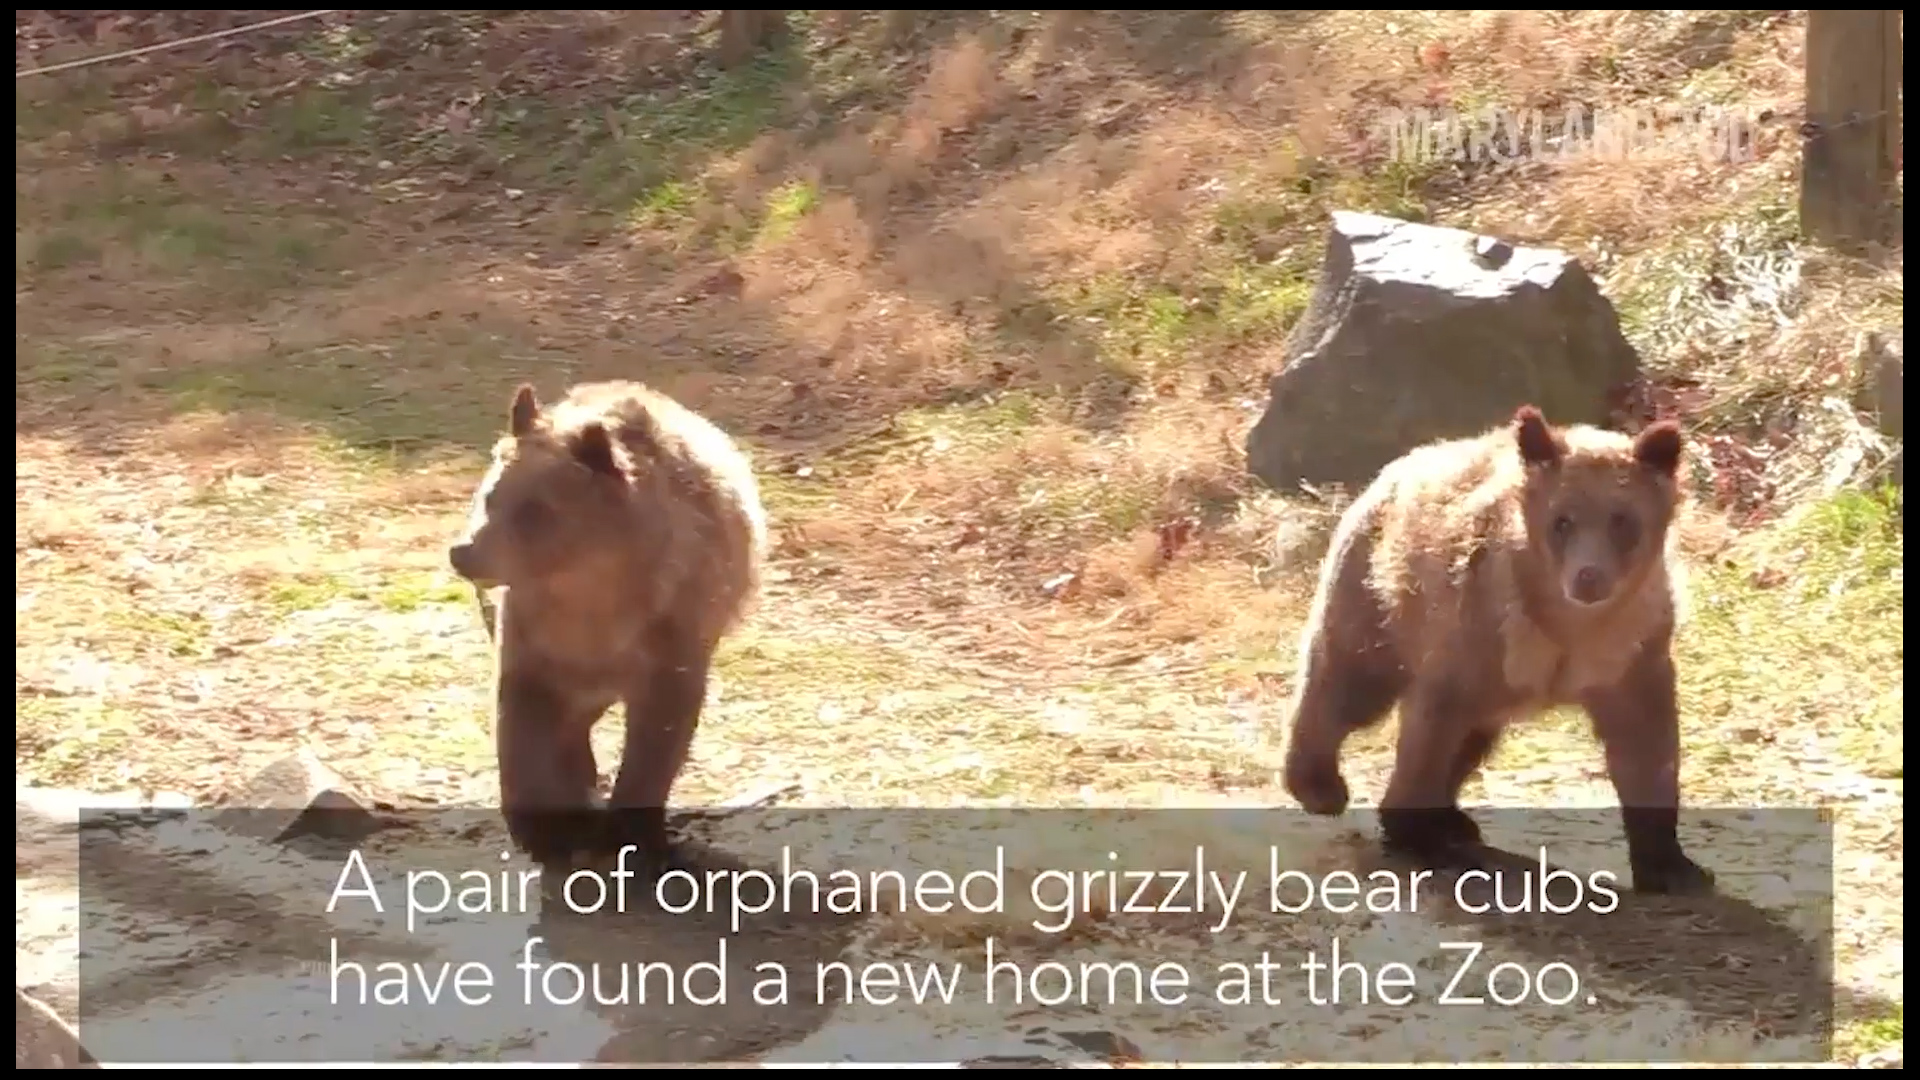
[447,380,1713,897]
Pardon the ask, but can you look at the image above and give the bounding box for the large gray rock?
[211,747,384,844]
[1245,211,1642,493]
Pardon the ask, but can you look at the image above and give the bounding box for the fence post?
[1800,11,1903,253]
[718,11,788,68]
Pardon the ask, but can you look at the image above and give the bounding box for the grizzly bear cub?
[448,380,768,868]
[1281,404,1713,896]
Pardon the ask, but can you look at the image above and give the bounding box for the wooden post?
[1800,11,1902,253]
[717,10,788,69]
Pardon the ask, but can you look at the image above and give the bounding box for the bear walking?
[448,380,768,868]
[1280,404,1714,895]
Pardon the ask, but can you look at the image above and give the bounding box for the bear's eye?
[512,498,553,532]
[1552,514,1575,539]
[1608,509,1639,552]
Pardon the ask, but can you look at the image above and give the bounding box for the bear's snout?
[448,542,487,583]
[1565,564,1612,606]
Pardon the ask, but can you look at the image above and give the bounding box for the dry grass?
[13,9,1901,1066]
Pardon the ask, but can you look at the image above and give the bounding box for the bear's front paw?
[1284,758,1351,817]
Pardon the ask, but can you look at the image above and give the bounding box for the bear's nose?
[448,543,481,581]
[1570,566,1607,604]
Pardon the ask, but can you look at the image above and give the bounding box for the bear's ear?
[1513,404,1565,467]
[509,384,540,437]
[1633,420,1683,478]
[569,422,621,478]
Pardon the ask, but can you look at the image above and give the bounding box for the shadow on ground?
[58,806,866,1065]
[1342,811,1861,1060]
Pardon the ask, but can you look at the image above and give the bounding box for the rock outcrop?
[1246,211,1641,493]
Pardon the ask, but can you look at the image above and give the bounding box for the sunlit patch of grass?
[1062,270,1313,378]
[758,179,820,244]
[377,572,474,614]
[1788,485,1905,598]
[716,634,918,692]
[1836,1000,1904,1062]
[1321,159,1441,224]
[1068,277,1191,376]
[745,391,1055,522]
[543,49,801,213]
[1055,230,1318,379]
[1015,471,1159,536]
[704,629,1085,803]
[16,698,148,790]
[262,570,470,616]
[103,608,215,660]
[625,179,700,230]
[1674,486,1903,787]
[892,389,1051,450]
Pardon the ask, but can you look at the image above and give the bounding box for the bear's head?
[447,384,631,592]
[1511,404,1683,610]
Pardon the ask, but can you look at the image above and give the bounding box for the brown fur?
[1280,404,1713,895]
[448,380,768,867]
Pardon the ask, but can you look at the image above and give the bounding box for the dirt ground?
[14,9,1903,1068]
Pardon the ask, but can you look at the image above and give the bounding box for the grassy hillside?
[14,10,1901,1064]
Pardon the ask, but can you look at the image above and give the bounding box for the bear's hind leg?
[1283,641,1407,817]
[1282,514,1407,817]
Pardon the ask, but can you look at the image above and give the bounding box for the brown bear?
[1280,403,1713,895]
[447,380,768,868]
